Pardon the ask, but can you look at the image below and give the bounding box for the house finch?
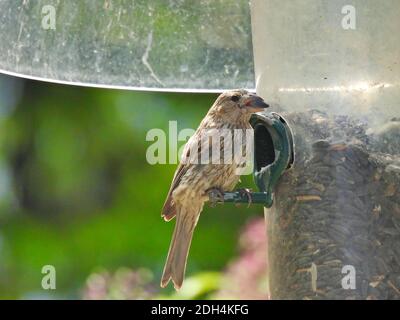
[161,89,269,290]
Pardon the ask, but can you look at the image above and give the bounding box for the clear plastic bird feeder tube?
[251,0,400,299]
[1,0,400,300]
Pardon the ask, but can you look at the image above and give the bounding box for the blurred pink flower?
[216,217,269,300]
[82,267,157,300]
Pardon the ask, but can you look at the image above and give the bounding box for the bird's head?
[210,89,270,123]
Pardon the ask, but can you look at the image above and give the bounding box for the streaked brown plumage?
[161,89,269,290]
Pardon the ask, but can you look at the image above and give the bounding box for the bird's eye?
[231,95,240,102]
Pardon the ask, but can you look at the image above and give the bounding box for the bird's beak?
[243,95,270,112]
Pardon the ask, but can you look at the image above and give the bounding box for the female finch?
[161,89,269,290]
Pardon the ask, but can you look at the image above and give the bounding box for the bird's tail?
[161,206,199,290]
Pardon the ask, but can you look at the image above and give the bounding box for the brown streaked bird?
[161,89,269,290]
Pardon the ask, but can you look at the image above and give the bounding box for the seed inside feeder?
[266,110,400,300]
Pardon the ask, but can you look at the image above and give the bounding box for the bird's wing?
[161,162,189,221]
[161,134,198,221]
[161,127,222,221]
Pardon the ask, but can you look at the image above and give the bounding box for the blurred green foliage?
[0,75,261,299]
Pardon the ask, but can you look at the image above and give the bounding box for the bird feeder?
[251,0,400,299]
[0,0,254,91]
[222,112,294,207]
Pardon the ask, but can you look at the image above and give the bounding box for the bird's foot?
[237,188,253,208]
[207,188,225,207]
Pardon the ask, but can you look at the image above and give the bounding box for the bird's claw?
[207,188,225,207]
[238,188,253,208]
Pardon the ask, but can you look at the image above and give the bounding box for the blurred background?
[0,74,267,299]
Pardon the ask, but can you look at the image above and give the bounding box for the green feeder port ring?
[222,112,294,208]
